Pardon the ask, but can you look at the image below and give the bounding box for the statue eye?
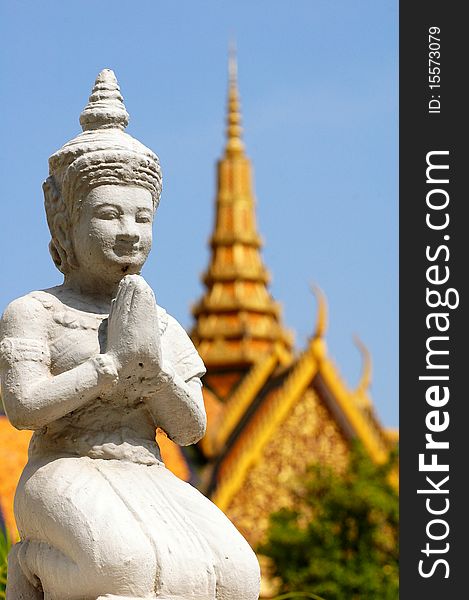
[96,208,120,220]
[136,212,152,224]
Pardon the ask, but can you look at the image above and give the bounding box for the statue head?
[43,69,162,276]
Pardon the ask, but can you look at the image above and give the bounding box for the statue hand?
[106,275,162,376]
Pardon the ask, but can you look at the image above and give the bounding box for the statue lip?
[113,242,140,257]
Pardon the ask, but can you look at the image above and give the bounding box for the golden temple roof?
[204,291,396,513]
[0,417,31,535]
[191,50,293,370]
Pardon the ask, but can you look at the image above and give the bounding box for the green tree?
[0,525,10,599]
[260,442,398,600]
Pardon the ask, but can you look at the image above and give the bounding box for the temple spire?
[225,43,245,157]
[191,50,293,372]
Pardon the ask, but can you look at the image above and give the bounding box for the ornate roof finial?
[353,334,373,398]
[228,39,238,85]
[80,68,130,132]
[310,284,328,339]
[225,42,245,157]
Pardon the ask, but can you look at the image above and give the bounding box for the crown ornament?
[46,69,162,211]
[79,69,130,131]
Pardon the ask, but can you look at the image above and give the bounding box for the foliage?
[0,525,11,599]
[259,442,399,600]
[273,593,326,600]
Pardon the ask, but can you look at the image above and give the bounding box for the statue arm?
[0,296,117,430]
[144,363,206,446]
[142,312,207,446]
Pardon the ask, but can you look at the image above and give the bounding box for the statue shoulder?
[155,303,169,336]
[1,292,53,339]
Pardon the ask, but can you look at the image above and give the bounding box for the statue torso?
[27,289,169,465]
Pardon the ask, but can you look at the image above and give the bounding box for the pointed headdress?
[46,69,162,211]
[44,69,162,273]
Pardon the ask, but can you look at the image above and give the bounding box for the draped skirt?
[13,455,260,600]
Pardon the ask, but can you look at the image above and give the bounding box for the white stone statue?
[0,69,260,600]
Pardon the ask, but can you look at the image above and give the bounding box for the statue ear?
[43,177,78,273]
[54,212,79,271]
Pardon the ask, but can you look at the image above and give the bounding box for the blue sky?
[0,1,398,427]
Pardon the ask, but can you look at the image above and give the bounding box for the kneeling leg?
[6,542,43,600]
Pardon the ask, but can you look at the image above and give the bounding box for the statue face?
[71,184,154,280]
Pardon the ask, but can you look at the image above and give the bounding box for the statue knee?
[11,537,156,599]
[85,534,156,597]
[215,545,260,600]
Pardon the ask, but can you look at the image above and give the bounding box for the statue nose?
[118,217,140,241]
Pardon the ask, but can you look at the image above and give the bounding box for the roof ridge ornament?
[353,334,373,397]
[310,283,328,339]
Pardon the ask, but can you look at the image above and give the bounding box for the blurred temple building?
[0,55,398,590]
[188,54,398,548]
